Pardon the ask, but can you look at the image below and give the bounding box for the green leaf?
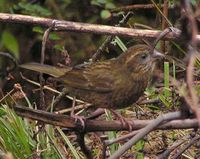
[54,44,63,51]
[105,2,116,9]
[0,0,6,12]
[159,94,170,108]
[97,0,107,4]
[32,26,44,34]
[147,105,160,111]
[135,139,145,151]
[191,0,199,5]
[100,10,111,19]
[135,139,145,159]
[91,0,107,6]
[136,153,144,159]
[0,107,6,117]
[49,33,61,41]
[2,31,19,58]
[17,2,52,16]
[91,0,102,6]
[33,28,60,41]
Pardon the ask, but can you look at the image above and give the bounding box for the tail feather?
[20,63,71,77]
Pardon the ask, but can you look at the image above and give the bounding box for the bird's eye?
[141,54,147,59]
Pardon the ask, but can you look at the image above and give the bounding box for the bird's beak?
[152,50,164,59]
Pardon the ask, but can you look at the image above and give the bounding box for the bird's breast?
[111,78,148,109]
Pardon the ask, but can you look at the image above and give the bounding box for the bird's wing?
[58,61,114,93]
[20,63,71,77]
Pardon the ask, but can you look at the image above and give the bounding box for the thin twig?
[151,0,172,26]
[153,27,180,50]
[181,0,200,126]
[161,0,169,53]
[111,4,165,12]
[104,130,139,146]
[91,12,133,62]
[20,73,85,103]
[158,139,186,159]
[186,50,200,123]
[0,89,14,103]
[39,21,55,109]
[172,135,200,159]
[109,112,181,159]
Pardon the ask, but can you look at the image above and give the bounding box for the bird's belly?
[111,91,142,109]
[67,80,147,109]
[111,81,147,109]
[68,88,113,108]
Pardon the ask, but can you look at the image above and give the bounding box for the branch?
[111,4,164,12]
[0,13,187,40]
[91,12,133,62]
[180,0,200,126]
[158,140,186,159]
[173,135,200,159]
[14,105,198,132]
[109,112,182,159]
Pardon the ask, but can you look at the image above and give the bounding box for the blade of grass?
[0,105,35,159]
[164,62,170,97]
[113,36,127,52]
[159,94,170,108]
[150,0,172,26]
[173,60,176,80]
[57,127,81,159]
[46,125,66,158]
[105,109,119,154]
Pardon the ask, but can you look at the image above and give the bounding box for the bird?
[20,44,163,128]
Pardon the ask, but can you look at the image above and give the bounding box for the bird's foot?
[70,96,86,130]
[110,109,133,131]
[71,115,86,130]
[118,116,133,132]
[86,108,105,120]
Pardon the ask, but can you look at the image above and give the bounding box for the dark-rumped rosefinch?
[20,44,163,110]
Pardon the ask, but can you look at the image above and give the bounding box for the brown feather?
[20,45,162,109]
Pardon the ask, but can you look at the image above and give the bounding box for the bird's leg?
[71,96,86,129]
[53,87,69,106]
[71,96,76,116]
[110,109,132,131]
[86,108,105,120]
[46,87,69,111]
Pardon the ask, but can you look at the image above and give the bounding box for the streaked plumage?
[20,45,162,109]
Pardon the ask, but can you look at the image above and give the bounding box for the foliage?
[0,104,82,158]
[135,139,145,159]
[0,105,35,158]
[0,0,200,159]
[1,31,19,58]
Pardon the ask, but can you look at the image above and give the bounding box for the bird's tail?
[20,63,71,77]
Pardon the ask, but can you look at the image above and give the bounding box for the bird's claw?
[72,115,86,131]
[110,110,133,131]
[118,117,133,131]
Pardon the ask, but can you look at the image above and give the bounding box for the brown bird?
[20,44,163,125]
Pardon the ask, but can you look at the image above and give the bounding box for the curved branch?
[14,105,198,132]
[0,13,184,40]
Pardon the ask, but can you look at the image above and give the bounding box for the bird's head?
[118,44,163,75]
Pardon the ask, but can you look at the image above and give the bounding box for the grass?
[0,104,82,159]
[0,104,35,159]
